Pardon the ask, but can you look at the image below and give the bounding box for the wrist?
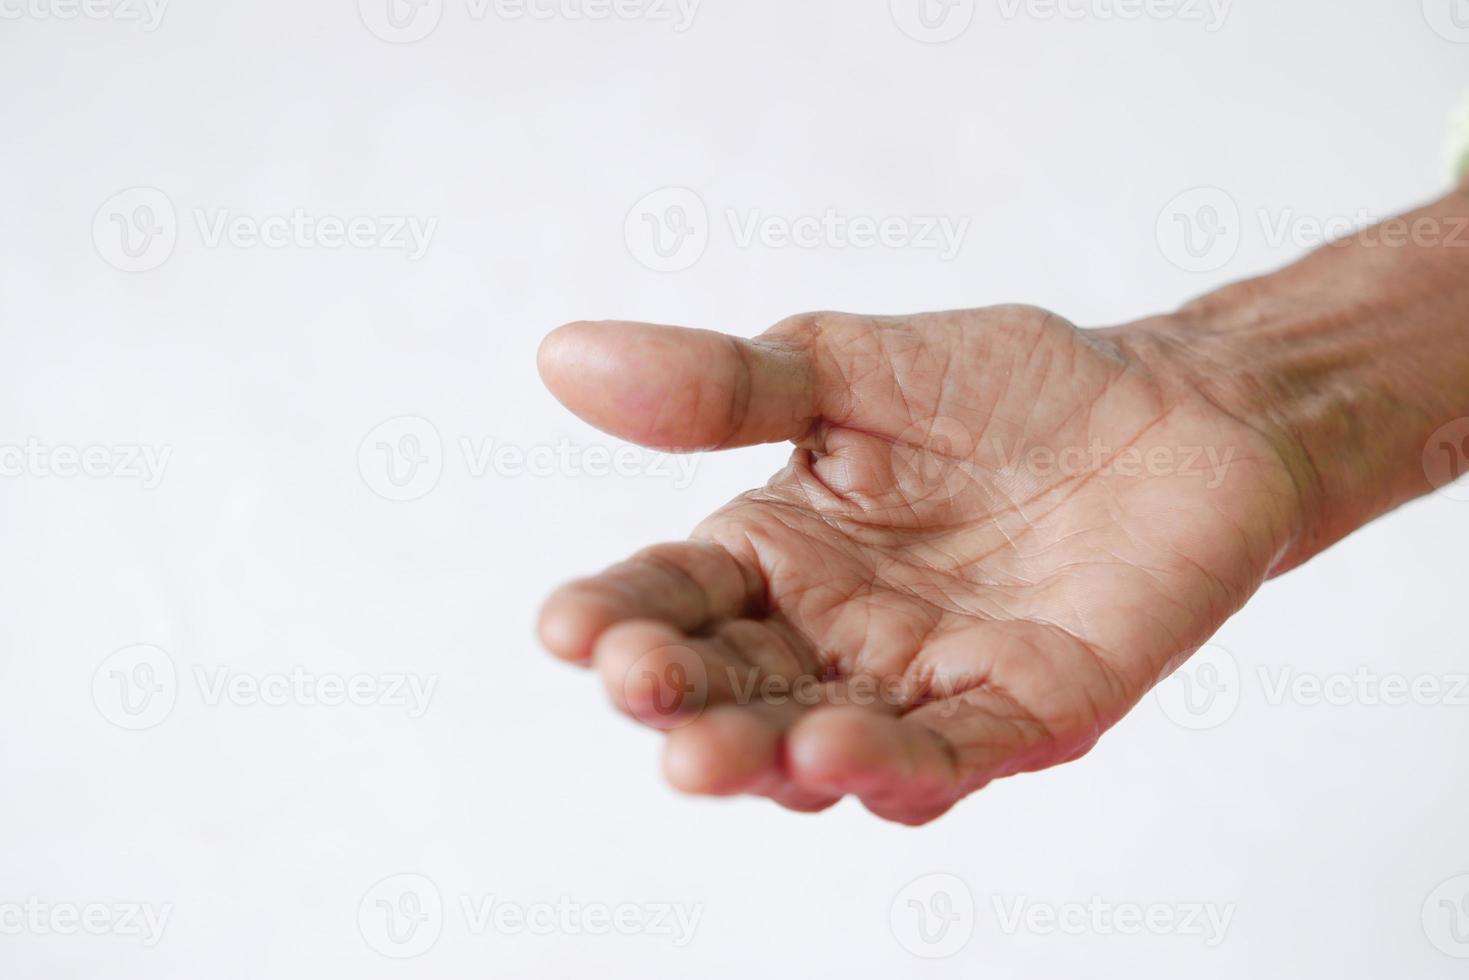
[1130,188,1469,573]
[1116,303,1326,577]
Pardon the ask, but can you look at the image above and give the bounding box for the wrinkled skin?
[537,306,1303,825]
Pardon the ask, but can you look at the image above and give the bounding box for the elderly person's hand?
[537,186,1469,824]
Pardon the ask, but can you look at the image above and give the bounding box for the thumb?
[537,320,820,452]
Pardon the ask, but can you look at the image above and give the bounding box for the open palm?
[537,306,1302,824]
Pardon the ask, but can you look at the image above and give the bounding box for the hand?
[536,305,1304,824]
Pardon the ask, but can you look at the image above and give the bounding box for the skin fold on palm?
[536,306,1304,825]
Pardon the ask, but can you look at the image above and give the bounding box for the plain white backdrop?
[2,0,1467,976]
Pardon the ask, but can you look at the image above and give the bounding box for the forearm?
[1131,184,1469,574]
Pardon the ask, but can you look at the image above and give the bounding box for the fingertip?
[663,707,782,796]
[787,705,957,805]
[594,621,708,730]
[535,318,815,451]
[785,708,959,816]
[536,320,597,386]
[536,584,617,664]
[536,319,679,448]
[768,790,844,815]
[786,707,902,796]
[859,796,957,827]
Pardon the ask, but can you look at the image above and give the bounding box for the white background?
[2,0,1468,976]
